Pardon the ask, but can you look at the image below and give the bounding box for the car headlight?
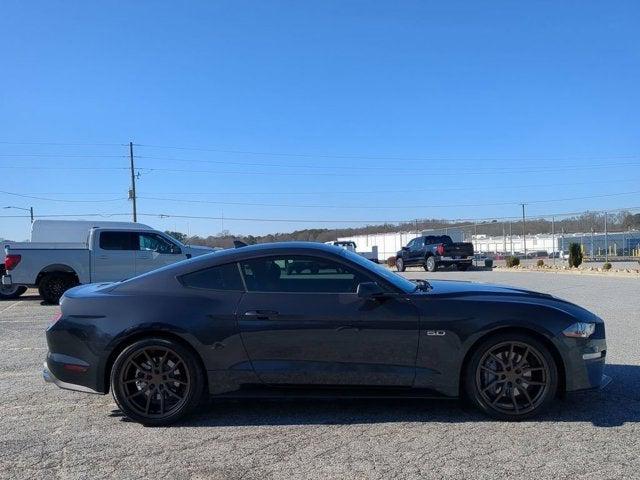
[562,322,596,338]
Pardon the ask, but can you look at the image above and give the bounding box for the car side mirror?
[401,246,409,251]
[356,282,386,299]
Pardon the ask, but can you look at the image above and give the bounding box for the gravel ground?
[1,272,639,480]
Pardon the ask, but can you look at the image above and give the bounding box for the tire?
[38,273,78,304]
[0,284,27,300]
[396,257,405,272]
[110,338,205,426]
[456,263,470,271]
[425,256,437,272]
[464,333,558,420]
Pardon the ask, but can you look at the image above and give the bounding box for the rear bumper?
[438,257,472,263]
[1,274,12,286]
[43,360,101,394]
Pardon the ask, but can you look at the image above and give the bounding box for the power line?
[137,190,640,210]
[135,143,640,163]
[0,154,125,158]
[5,162,632,177]
[14,178,639,196]
[0,141,124,146]
[2,205,638,224]
[0,191,127,203]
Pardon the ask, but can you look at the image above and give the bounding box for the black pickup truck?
[395,235,474,272]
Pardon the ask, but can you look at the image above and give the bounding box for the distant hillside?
[166,211,640,249]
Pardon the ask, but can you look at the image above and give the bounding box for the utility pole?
[129,141,137,222]
[521,204,527,258]
[29,207,34,224]
[509,221,513,255]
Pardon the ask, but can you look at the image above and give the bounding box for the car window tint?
[138,233,179,254]
[181,263,244,290]
[239,255,368,293]
[99,231,136,250]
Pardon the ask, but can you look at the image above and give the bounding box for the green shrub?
[568,243,583,268]
[602,262,612,271]
[386,256,396,267]
[536,259,544,267]
[506,256,520,267]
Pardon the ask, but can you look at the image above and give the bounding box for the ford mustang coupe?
[44,242,608,425]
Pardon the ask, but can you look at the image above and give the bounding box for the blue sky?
[1,1,639,240]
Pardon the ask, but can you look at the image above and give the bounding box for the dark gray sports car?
[44,242,608,425]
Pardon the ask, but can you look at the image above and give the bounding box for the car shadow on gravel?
[143,364,639,429]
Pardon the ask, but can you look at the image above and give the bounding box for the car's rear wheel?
[38,273,78,304]
[464,333,558,420]
[0,284,27,300]
[396,257,405,272]
[425,256,437,272]
[111,338,204,426]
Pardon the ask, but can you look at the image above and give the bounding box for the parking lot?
[1,271,639,480]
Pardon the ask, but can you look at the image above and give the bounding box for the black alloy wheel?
[111,338,204,426]
[465,333,558,420]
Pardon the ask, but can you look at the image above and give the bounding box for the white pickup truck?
[324,241,379,263]
[2,220,216,303]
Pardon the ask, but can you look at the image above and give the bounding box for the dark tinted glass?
[240,256,368,293]
[181,263,244,291]
[138,233,180,254]
[99,231,135,250]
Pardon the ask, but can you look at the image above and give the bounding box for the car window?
[180,263,244,291]
[99,231,136,250]
[406,239,415,248]
[138,233,181,254]
[239,255,369,293]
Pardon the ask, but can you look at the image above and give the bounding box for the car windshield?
[339,249,417,293]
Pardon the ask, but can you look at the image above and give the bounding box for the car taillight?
[436,244,445,255]
[4,254,21,271]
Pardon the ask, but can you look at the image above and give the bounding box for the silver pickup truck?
[2,223,215,304]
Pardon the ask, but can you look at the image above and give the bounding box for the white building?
[472,230,640,256]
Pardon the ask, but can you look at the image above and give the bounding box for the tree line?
[165,211,640,249]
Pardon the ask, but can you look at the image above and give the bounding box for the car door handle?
[98,255,109,260]
[243,310,279,320]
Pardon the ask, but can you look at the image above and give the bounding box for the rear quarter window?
[180,263,244,291]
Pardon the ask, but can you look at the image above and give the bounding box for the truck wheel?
[38,273,78,304]
[456,263,470,271]
[0,284,27,300]
[396,258,405,272]
[425,256,437,272]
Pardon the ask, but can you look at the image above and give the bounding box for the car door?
[237,254,420,387]
[408,237,424,264]
[134,232,189,275]
[92,231,137,282]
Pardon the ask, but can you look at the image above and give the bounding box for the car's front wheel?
[111,338,204,426]
[464,333,558,420]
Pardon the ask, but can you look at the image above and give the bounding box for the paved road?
[1,272,639,480]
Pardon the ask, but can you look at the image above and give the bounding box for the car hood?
[422,279,553,299]
[415,279,602,322]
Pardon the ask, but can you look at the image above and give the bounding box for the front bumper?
[43,361,101,394]
[560,335,609,392]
